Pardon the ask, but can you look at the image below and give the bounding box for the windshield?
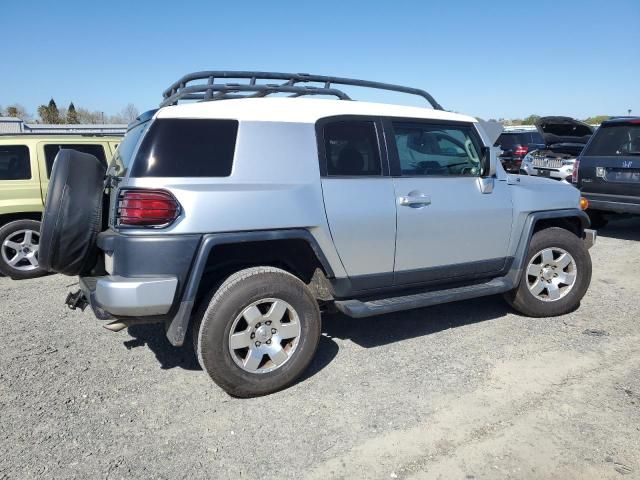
[107,120,150,176]
[583,124,640,156]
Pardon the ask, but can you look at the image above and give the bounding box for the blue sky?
[2,0,639,120]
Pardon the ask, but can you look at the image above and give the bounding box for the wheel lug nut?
[250,333,255,339]
[266,340,271,345]
[255,341,261,347]
[255,322,261,327]
[271,328,277,334]
[265,321,271,326]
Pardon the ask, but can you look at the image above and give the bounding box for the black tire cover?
[39,149,106,275]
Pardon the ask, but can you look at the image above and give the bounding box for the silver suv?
[39,72,596,397]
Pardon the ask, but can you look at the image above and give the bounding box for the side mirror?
[481,146,498,177]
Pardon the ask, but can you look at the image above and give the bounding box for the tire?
[0,219,47,280]
[195,267,321,397]
[39,149,106,276]
[504,227,592,317]
[587,210,608,230]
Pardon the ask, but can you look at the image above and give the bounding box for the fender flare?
[506,208,589,286]
[165,229,334,346]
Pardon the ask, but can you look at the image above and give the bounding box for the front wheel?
[504,227,592,317]
[0,219,46,280]
[195,267,321,397]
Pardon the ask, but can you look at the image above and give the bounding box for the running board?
[334,278,513,318]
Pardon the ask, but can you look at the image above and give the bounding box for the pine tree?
[66,102,79,124]
[47,98,60,124]
[38,98,62,124]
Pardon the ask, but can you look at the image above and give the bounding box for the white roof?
[156,97,477,124]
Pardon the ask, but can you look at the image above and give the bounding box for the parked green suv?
[0,134,120,279]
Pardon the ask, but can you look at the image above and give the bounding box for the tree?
[522,114,541,125]
[76,108,103,124]
[583,115,610,125]
[120,103,139,123]
[66,102,79,124]
[38,98,61,124]
[4,104,29,120]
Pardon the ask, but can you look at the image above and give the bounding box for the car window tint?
[131,119,238,177]
[44,144,107,177]
[0,145,31,180]
[323,121,382,176]
[393,123,481,177]
[495,134,518,149]
[583,124,640,156]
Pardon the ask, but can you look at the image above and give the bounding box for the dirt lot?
[1,218,639,480]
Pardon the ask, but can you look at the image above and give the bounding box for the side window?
[323,121,382,176]
[44,144,107,177]
[392,123,482,176]
[0,145,31,180]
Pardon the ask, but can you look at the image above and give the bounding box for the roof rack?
[160,71,443,110]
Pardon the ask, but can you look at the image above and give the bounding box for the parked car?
[494,130,545,173]
[38,71,595,397]
[574,116,640,228]
[0,134,121,279]
[521,117,593,182]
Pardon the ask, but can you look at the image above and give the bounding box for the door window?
[0,145,31,180]
[44,144,107,177]
[393,123,481,176]
[323,121,382,176]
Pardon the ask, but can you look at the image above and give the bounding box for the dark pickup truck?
[574,117,640,228]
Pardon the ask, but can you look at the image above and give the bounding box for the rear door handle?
[399,191,431,208]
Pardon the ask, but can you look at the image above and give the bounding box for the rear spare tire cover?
[39,149,106,275]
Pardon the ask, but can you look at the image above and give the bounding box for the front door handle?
[399,191,431,208]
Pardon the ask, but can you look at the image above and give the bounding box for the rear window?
[44,144,106,177]
[495,134,519,149]
[131,119,238,177]
[0,145,31,180]
[583,124,640,156]
[109,121,150,176]
[495,132,543,149]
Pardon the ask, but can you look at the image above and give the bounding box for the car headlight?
[523,153,533,164]
[561,158,576,166]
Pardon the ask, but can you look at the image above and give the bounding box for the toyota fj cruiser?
[39,72,596,397]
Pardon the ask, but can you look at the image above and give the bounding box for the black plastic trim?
[165,229,335,346]
[329,257,512,299]
[506,208,589,287]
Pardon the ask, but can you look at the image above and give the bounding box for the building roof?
[156,97,477,124]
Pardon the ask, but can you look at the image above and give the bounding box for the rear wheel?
[0,219,46,280]
[504,227,591,317]
[195,267,321,397]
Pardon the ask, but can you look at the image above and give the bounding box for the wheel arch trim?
[165,229,334,346]
[507,208,589,287]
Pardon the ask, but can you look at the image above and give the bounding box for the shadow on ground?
[596,216,640,242]
[322,295,510,349]
[124,295,511,378]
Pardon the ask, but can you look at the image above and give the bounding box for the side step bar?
[334,278,513,318]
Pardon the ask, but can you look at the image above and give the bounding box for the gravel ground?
[1,217,639,480]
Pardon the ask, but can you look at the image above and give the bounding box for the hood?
[535,116,593,146]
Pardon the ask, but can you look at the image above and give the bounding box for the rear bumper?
[80,275,178,318]
[583,194,640,214]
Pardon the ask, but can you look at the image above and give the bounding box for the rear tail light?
[514,145,529,156]
[117,189,180,227]
[572,158,580,183]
